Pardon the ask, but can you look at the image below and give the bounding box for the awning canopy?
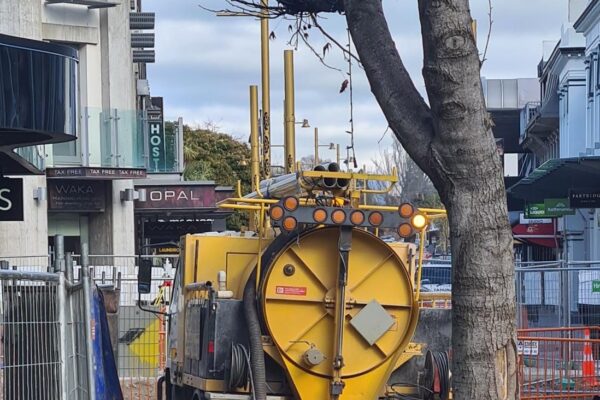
[508,156,600,202]
[512,221,559,248]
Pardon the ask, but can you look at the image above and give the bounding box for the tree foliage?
[182,123,252,229]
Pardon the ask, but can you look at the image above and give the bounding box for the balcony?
[46,107,181,175]
[45,0,118,8]
[520,101,541,143]
[83,108,145,169]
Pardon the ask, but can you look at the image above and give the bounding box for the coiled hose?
[243,272,267,400]
[421,350,450,400]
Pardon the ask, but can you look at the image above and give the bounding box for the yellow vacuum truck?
[141,163,449,400]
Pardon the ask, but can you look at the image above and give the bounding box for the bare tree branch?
[298,26,344,74]
[310,15,362,66]
[343,0,436,180]
[481,0,493,65]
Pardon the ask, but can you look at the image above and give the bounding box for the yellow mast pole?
[314,127,319,167]
[250,86,260,232]
[260,0,271,179]
[284,50,296,173]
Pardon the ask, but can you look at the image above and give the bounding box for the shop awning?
[508,156,600,202]
[512,221,559,248]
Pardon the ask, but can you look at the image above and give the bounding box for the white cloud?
[145,0,569,169]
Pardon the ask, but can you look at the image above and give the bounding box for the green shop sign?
[544,198,575,216]
[525,199,575,219]
[593,280,600,293]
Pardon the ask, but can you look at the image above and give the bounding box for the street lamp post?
[312,127,336,167]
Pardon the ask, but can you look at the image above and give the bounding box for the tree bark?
[344,1,517,399]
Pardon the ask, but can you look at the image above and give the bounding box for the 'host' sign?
[0,178,24,221]
[149,121,165,171]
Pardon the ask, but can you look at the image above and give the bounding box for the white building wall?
[0,1,47,256]
[0,1,139,256]
[0,0,42,39]
[111,180,135,255]
[574,2,600,262]
[0,176,48,256]
[559,82,587,158]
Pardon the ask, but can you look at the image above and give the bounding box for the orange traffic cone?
[582,328,599,387]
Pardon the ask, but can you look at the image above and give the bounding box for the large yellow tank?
[165,169,448,400]
[260,227,419,399]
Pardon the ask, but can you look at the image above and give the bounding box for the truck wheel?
[170,385,190,400]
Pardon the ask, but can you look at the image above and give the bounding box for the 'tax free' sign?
[0,178,24,221]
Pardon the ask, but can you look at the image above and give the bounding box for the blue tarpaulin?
[91,286,124,400]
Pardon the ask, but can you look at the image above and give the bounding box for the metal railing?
[516,260,600,330]
[76,255,175,400]
[0,238,95,400]
[517,326,600,399]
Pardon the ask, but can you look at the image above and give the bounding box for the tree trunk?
[344,0,517,399]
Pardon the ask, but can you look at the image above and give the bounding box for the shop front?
[133,181,232,253]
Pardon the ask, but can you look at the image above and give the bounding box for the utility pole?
[314,127,319,167]
[284,50,296,173]
[260,0,271,179]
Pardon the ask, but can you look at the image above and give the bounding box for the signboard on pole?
[0,178,23,221]
[524,203,549,219]
[148,97,165,172]
[524,199,575,218]
[544,198,575,215]
[569,188,600,208]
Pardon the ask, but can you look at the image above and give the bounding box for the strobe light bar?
[269,197,429,233]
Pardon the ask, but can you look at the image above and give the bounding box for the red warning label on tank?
[275,286,307,296]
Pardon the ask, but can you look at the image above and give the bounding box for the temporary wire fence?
[80,255,176,400]
[0,271,62,400]
[516,261,600,330]
[0,239,96,400]
[418,261,452,309]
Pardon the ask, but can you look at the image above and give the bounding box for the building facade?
[0,0,233,257]
[0,0,152,256]
[510,0,600,264]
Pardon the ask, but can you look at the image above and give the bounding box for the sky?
[144,0,570,168]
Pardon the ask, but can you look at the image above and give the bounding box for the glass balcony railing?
[13,145,46,171]
[85,107,145,169]
[44,107,183,173]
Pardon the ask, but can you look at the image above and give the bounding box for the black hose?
[157,375,165,400]
[243,272,267,400]
[432,351,450,400]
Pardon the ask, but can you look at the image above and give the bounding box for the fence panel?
[83,255,175,400]
[516,263,600,330]
[0,270,63,400]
